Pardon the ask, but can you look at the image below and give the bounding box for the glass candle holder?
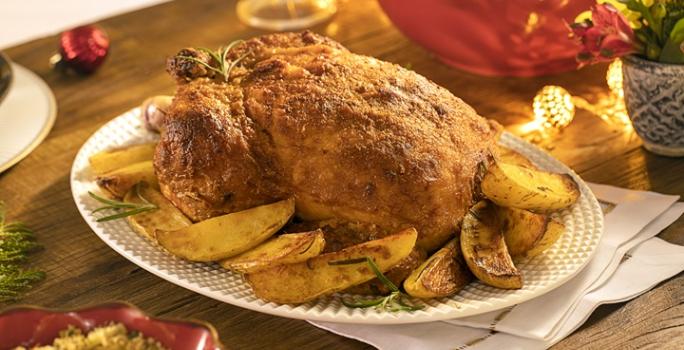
[237,0,337,31]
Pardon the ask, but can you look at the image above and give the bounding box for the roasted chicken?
[156,31,501,252]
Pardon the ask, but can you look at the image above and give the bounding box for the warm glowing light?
[601,59,631,129]
[522,59,632,137]
[325,21,339,36]
[524,12,540,34]
[606,59,624,99]
[599,100,632,130]
[532,85,575,130]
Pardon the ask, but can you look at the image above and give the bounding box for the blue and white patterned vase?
[622,55,684,157]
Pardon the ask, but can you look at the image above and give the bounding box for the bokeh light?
[532,85,575,131]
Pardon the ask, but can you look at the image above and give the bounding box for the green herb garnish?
[178,40,250,82]
[89,184,158,222]
[0,202,45,302]
[330,256,423,312]
[0,265,45,302]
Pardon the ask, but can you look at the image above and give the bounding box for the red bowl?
[0,302,223,350]
[378,0,593,77]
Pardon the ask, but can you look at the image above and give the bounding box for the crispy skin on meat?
[156,31,501,252]
[284,219,389,253]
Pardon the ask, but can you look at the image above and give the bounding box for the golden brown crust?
[157,31,501,252]
[418,240,472,295]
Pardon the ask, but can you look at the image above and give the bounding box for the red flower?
[570,3,636,66]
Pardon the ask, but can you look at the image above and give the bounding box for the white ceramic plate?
[71,108,603,324]
[0,64,57,173]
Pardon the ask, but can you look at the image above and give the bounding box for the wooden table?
[2,1,683,348]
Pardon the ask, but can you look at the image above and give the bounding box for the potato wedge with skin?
[245,228,418,304]
[123,183,191,241]
[345,247,426,295]
[96,161,159,198]
[481,161,580,213]
[404,238,472,298]
[496,146,537,169]
[156,198,295,262]
[461,201,522,289]
[523,219,565,258]
[498,206,548,258]
[219,230,325,273]
[89,143,156,175]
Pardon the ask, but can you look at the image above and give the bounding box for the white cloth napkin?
[311,184,684,349]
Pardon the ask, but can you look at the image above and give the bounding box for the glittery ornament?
[50,25,109,74]
[532,86,575,130]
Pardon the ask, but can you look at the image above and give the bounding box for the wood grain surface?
[1,0,683,349]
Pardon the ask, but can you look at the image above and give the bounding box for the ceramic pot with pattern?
[622,55,684,157]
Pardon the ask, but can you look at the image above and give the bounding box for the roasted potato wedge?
[345,247,426,295]
[245,228,418,304]
[219,230,325,273]
[156,198,295,262]
[404,238,472,298]
[89,143,156,175]
[96,160,158,198]
[481,161,580,213]
[461,201,522,289]
[123,183,191,241]
[523,219,565,258]
[496,146,537,169]
[498,206,548,258]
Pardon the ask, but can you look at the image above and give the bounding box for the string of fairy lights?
[523,59,631,141]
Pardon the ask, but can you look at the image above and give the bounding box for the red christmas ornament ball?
[57,25,110,74]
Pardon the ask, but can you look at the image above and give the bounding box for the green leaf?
[332,256,423,312]
[659,17,684,63]
[623,0,663,43]
[88,191,137,208]
[669,17,684,43]
[180,40,248,82]
[0,267,45,303]
[365,257,400,293]
[341,296,385,308]
[90,184,158,222]
[95,206,157,222]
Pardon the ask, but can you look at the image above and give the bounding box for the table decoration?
[570,1,684,157]
[50,25,110,74]
[518,62,630,141]
[236,0,337,31]
[0,203,44,303]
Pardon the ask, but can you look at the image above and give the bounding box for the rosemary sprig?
[0,202,45,302]
[330,256,423,312]
[0,265,45,301]
[178,40,250,82]
[88,183,158,222]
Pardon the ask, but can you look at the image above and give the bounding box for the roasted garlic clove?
[141,95,173,132]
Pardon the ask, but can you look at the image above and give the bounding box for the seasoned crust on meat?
[156,31,501,252]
